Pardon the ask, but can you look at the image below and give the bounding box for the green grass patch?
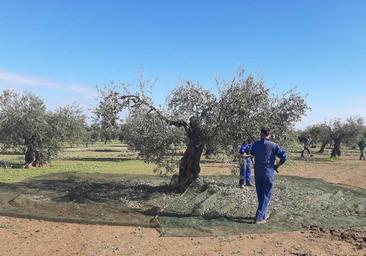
[0,142,361,183]
[0,143,156,183]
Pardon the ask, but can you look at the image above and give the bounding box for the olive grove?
[0,90,88,167]
[301,118,365,157]
[97,70,308,187]
[299,123,331,153]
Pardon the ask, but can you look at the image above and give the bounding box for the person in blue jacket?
[251,128,287,224]
[239,139,254,187]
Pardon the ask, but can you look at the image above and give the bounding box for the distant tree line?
[298,117,366,157]
[0,88,134,168]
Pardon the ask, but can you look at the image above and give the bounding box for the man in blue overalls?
[239,139,254,188]
[251,128,287,224]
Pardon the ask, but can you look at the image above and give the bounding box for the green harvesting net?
[0,173,364,237]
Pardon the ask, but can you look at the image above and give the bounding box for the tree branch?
[110,94,189,130]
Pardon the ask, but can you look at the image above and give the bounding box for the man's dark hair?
[260,127,271,137]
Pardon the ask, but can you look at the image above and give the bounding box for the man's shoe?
[246,183,254,187]
[265,212,270,220]
[239,184,245,189]
[255,219,267,224]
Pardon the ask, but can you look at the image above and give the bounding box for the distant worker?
[358,135,366,160]
[251,128,287,224]
[239,139,254,188]
[301,135,313,157]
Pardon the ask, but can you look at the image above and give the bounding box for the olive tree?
[94,89,121,144]
[326,117,364,158]
[300,124,332,153]
[343,124,366,148]
[120,109,185,174]
[100,70,308,187]
[0,90,87,167]
[84,123,102,147]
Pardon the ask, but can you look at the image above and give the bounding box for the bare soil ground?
[201,154,366,190]
[280,155,366,190]
[0,216,365,256]
[0,152,365,255]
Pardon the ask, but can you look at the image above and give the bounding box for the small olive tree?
[0,90,87,167]
[99,70,308,187]
[94,89,121,144]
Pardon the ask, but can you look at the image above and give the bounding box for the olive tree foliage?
[94,89,121,144]
[343,124,366,148]
[120,110,185,174]
[215,73,307,154]
[101,70,308,187]
[326,117,364,157]
[0,90,87,167]
[84,123,102,146]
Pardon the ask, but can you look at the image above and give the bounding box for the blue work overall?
[239,143,252,186]
[251,138,287,221]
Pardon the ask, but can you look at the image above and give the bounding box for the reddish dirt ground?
[0,155,365,256]
[0,216,365,256]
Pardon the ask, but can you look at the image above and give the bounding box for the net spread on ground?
[0,173,364,236]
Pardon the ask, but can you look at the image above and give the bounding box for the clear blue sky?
[0,0,365,128]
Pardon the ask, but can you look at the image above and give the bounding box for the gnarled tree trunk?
[318,140,329,153]
[204,142,216,159]
[178,120,205,188]
[331,139,342,158]
[24,145,43,168]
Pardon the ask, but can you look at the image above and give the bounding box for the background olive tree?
[94,88,121,144]
[299,124,332,153]
[326,117,365,158]
[99,70,308,187]
[0,90,88,167]
[299,118,365,156]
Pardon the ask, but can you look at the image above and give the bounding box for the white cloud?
[0,70,97,97]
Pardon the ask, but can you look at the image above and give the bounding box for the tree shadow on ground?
[0,151,23,155]
[291,156,333,162]
[200,159,226,164]
[64,157,133,162]
[0,161,25,169]
[93,149,123,153]
[12,176,179,204]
